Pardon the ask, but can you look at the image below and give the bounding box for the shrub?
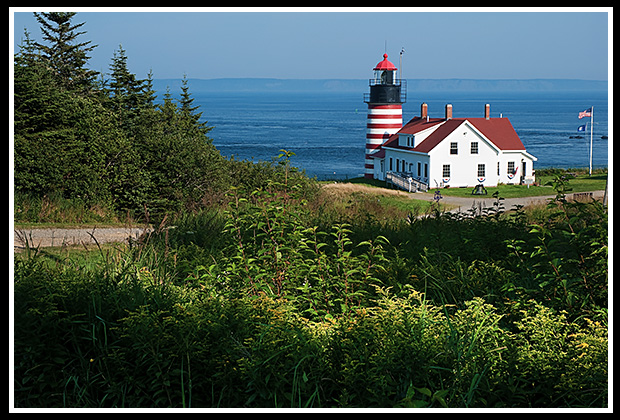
[328,287,450,407]
[505,301,608,407]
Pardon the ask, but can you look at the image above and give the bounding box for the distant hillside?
[153,77,607,94]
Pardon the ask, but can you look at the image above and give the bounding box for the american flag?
[579,107,592,119]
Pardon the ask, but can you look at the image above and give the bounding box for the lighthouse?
[363,53,406,178]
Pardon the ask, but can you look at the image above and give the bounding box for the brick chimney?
[445,104,452,120]
[421,102,428,119]
[485,103,490,120]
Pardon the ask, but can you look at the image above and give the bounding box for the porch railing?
[386,171,428,193]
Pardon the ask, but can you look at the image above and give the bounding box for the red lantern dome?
[373,53,397,71]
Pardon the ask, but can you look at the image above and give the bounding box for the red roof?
[373,53,397,71]
[381,116,526,153]
[467,117,526,150]
[397,116,445,135]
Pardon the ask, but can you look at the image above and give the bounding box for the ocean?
[188,89,609,179]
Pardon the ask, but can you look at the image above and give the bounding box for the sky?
[11,7,611,81]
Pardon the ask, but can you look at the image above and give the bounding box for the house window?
[471,142,478,154]
[442,164,451,178]
[497,162,500,175]
[424,163,428,178]
[507,161,515,174]
[450,142,458,155]
[417,162,421,177]
[477,164,486,178]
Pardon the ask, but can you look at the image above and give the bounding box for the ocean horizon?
[153,77,608,94]
[153,79,609,179]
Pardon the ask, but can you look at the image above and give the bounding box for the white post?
[399,48,404,81]
[589,106,594,175]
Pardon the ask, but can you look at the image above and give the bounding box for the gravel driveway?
[13,226,151,251]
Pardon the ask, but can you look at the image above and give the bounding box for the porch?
[386,171,428,193]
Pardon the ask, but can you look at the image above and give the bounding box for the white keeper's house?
[363,53,537,190]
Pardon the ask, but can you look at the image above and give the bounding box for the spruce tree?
[106,45,149,133]
[178,75,201,121]
[158,87,178,131]
[178,75,213,136]
[33,12,98,94]
[13,30,51,134]
[143,70,158,108]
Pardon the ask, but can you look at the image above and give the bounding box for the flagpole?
[589,106,594,175]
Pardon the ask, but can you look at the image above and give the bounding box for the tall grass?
[13,173,608,408]
[14,192,121,226]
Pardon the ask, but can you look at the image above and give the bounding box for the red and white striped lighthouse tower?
[363,53,406,178]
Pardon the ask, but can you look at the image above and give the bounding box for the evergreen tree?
[178,76,197,117]
[32,12,98,94]
[14,31,67,195]
[178,75,208,132]
[14,30,53,134]
[106,45,149,133]
[156,87,177,132]
[143,70,158,108]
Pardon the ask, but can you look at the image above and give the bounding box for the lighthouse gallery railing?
[363,79,407,104]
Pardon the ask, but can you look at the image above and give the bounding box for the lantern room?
[373,53,397,84]
[364,53,406,104]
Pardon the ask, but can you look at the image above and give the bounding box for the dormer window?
[400,135,414,147]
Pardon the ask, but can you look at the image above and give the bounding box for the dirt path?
[13,226,150,251]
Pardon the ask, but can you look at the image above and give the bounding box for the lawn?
[439,172,608,198]
[340,170,607,199]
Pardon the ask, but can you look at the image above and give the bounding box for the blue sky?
[11,8,611,81]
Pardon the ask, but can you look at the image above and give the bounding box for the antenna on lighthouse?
[399,47,405,79]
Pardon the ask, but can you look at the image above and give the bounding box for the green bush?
[503,300,608,407]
